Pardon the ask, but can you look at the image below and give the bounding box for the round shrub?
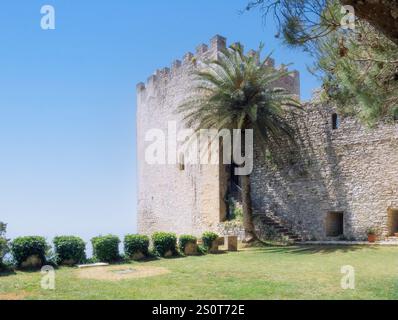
[124,234,149,258]
[202,231,219,249]
[53,236,86,265]
[91,235,120,262]
[179,235,197,252]
[152,232,177,257]
[11,236,48,268]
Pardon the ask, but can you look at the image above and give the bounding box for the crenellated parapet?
[136,34,301,98]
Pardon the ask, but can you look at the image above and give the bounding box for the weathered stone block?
[184,242,198,256]
[132,251,146,261]
[227,236,238,251]
[209,241,219,254]
[217,237,225,246]
[164,250,174,258]
[21,255,42,269]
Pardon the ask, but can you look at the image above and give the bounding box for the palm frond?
[177,44,302,154]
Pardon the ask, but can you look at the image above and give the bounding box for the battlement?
[137,35,300,97]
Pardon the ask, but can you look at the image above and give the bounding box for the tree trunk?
[340,0,398,45]
[241,174,257,243]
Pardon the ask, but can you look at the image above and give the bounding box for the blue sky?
[0,1,320,248]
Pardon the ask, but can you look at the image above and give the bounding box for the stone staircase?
[253,214,303,243]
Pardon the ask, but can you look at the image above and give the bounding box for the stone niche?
[325,211,344,237]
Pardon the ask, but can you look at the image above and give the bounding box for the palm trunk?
[241,174,257,243]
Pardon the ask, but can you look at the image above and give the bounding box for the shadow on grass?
[161,255,187,260]
[0,269,16,277]
[125,254,189,263]
[208,251,228,255]
[246,244,375,255]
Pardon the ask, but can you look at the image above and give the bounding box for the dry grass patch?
[76,265,170,281]
[0,291,29,300]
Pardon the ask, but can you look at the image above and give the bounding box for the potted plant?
[367,228,377,243]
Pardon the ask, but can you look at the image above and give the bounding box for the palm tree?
[178,44,301,242]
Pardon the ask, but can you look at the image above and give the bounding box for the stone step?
[256,213,302,242]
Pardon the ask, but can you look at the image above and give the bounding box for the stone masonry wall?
[251,101,398,241]
[137,36,234,237]
[138,34,398,241]
[137,35,300,237]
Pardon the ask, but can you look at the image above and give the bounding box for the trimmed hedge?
[152,232,177,256]
[11,236,48,268]
[53,236,86,265]
[202,232,219,249]
[91,235,120,262]
[124,234,149,258]
[179,235,197,252]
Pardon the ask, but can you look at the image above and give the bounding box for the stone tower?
[136,35,300,237]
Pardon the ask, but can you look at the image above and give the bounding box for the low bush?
[91,235,120,262]
[152,232,177,257]
[124,234,149,258]
[227,198,243,221]
[202,231,219,250]
[53,236,86,265]
[179,235,197,252]
[197,244,208,255]
[11,236,48,268]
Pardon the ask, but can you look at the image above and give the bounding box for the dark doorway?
[388,208,398,236]
[326,211,344,237]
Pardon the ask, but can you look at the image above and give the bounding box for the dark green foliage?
[178,45,300,145]
[0,222,9,268]
[53,236,86,265]
[197,244,208,255]
[202,232,219,249]
[124,234,150,257]
[227,199,243,221]
[11,236,48,268]
[178,235,197,252]
[316,20,398,126]
[246,0,398,46]
[247,0,398,125]
[84,257,99,264]
[152,232,177,257]
[245,0,333,48]
[91,235,120,262]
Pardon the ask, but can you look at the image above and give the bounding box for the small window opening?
[326,211,344,237]
[332,113,340,130]
[178,153,185,171]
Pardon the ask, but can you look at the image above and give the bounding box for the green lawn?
[1,245,398,300]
